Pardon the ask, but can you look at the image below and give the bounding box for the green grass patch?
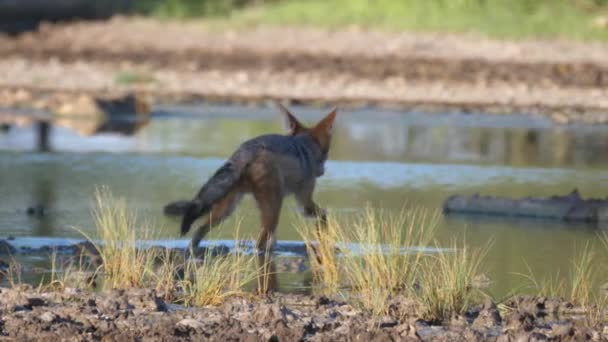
[238,0,608,40]
[115,70,157,85]
[133,0,250,18]
[135,0,608,41]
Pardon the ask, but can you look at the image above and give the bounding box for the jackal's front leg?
[296,190,330,265]
[303,201,327,231]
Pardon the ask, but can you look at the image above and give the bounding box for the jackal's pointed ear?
[313,108,337,135]
[277,102,307,135]
[311,108,338,151]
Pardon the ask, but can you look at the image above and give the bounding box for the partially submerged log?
[443,190,608,223]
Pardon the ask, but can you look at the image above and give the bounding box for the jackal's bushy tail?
[180,162,242,235]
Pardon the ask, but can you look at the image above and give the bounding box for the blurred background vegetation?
[2,0,608,39]
[132,0,608,40]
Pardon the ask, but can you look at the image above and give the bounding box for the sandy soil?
[1,17,608,123]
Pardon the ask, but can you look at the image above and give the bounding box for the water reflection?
[0,107,149,152]
[2,105,605,168]
[29,177,56,236]
[0,107,150,236]
[335,119,607,167]
[36,121,51,152]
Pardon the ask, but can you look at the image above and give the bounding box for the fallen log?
[443,189,608,223]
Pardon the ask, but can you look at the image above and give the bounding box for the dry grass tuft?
[178,248,257,307]
[83,187,160,290]
[418,240,490,323]
[297,215,341,295]
[519,240,608,327]
[299,206,441,316]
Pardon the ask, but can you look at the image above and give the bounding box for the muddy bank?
[1,236,605,340]
[1,17,608,123]
[0,286,605,341]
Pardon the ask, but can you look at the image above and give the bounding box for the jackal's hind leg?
[187,190,242,257]
[253,189,283,253]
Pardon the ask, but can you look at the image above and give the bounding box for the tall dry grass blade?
[178,250,257,306]
[517,241,606,327]
[84,186,160,290]
[514,261,565,298]
[569,242,595,307]
[2,258,23,289]
[150,248,183,301]
[255,246,279,295]
[38,249,97,292]
[334,206,439,316]
[179,220,258,306]
[296,214,341,295]
[418,239,490,323]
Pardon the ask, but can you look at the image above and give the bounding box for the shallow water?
[1,104,607,297]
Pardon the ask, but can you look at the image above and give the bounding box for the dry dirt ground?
[0,240,606,341]
[1,286,607,341]
[1,17,608,123]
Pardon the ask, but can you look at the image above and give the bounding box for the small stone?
[177,318,205,332]
[38,311,57,323]
[450,315,468,330]
[505,311,535,332]
[472,298,502,330]
[550,323,574,339]
[63,287,82,296]
[529,331,549,341]
[379,316,399,328]
[496,334,510,342]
